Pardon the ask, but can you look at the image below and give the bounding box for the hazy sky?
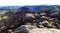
[0,0,60,6]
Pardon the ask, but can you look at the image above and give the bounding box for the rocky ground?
[0,5,60,33]
[14,25,60,33]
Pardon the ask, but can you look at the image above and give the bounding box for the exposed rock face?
[14,25,37,33]
[29,28,60,33]
[14,25,60,33]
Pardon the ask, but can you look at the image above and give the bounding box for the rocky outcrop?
[14,25,60,33]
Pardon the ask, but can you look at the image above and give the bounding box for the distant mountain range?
[0,5,51,10]
[0,5,60,11]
